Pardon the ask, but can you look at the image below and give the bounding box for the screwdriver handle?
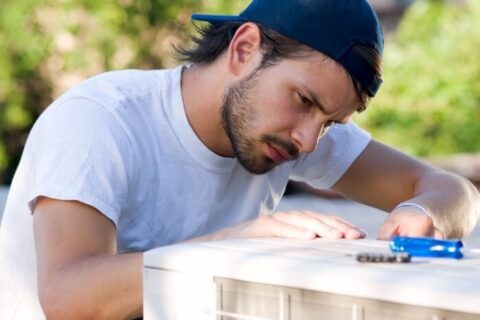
[390,236,463,259]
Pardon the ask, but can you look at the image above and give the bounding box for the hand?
[218,210,367,241]
[377,206,445,240]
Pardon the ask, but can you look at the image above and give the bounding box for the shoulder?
[34,66,182,135]
[62,68,177,109]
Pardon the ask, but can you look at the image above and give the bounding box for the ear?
[226,22,263,77]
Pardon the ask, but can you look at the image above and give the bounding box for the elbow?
[447,176,480,239]
[38,283,107,320]
[39,286,74,320]
[38,285,68,320]
[458,177,480,237]
[466,181,480,236]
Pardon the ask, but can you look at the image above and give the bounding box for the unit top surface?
[144,238,480,314]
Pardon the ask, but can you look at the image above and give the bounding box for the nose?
[291,118,326,153]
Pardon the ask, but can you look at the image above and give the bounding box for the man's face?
[221,51,361,175]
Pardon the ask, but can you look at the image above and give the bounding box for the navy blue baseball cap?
[192,0,384,97]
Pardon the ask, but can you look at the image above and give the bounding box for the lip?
[267,143,289,164]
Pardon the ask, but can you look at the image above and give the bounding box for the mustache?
[262,134,300,160]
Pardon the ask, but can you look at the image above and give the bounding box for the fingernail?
[357,229,367,237]
[353,230,363,238]
[346,229,365,239]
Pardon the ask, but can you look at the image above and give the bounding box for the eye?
[298,93,313,109]
[300,94,312,105]
[297,93,314,113]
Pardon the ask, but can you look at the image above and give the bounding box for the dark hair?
[351,45,382,111]
[174,22,381,110]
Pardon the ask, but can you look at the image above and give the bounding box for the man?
[0,0,479,319]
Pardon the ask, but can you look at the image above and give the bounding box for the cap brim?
[191,14,246,24]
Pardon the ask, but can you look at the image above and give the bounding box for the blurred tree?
[5,0,478,184]
[0,0,248,184]
[355,0,480,157]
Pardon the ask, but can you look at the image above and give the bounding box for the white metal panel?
[144,238,480,315]
[143,268,216,320]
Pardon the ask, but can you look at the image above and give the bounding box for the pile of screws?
[356,252,412,263]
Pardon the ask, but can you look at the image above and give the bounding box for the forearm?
[410,169,480,238]
[39,252,143,320]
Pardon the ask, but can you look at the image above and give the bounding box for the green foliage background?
[354,0,480,157]
[0,0,479,184]
[0,0,249,183]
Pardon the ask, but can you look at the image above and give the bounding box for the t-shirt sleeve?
[24,97,137,228]
[289,121,371,190]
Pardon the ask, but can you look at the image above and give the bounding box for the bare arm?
[33,197,368,320]
[186,210,367,243]
[332,140,480,239]
[33,197,142,320]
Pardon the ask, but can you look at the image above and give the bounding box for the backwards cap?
[192,0,384,97]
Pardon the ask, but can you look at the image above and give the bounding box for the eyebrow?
[302,86,333,116]
[302,85,353,125]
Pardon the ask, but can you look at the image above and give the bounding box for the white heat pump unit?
[143,238,480,320]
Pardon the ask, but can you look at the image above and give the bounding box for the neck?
[181,59,234,157]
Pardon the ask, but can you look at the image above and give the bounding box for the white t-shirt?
[0,65,370,319]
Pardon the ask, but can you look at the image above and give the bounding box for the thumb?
[377,220,399,241]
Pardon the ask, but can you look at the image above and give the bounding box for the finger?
[303,211,367,239]
[343,228,366,239]
[303,211,356,228]
[270,219,317,239]
[273,211,343,239]
[265,217,317,239]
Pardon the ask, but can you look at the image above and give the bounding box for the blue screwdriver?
[390,236,464,259]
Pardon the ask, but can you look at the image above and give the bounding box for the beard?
[220,70,299,175]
